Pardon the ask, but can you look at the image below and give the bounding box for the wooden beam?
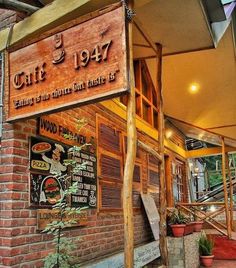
[222,137,231,239]
[137,140,162,162]
[156,43,168,266]
[0,0,40,14]
[123,1,136,267]
[178,202,225,206]
[133,18,157,54]
[226,153,234,230]
[178,205,228,236]
[133,43,151,48]
[166,114,236,144]
[100,99,187,158]
[186,146,236,158]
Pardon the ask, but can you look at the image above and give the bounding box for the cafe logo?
[52,33,65,64]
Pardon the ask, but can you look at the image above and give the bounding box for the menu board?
[70,150,97,208]
[29,136,68,207]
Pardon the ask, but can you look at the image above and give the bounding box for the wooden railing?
[172,201,232,238]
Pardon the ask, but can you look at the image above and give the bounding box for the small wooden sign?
[141,194,160,241]
[37,209,87,230]
[38,114,95,147]
[6,5,127,121]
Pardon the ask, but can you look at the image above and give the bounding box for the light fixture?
[189,83,200,94]
[210,205,216,212]
[165,130,173,139]
[198,133,204,140]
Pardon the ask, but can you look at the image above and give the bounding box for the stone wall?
[167,233,201,268]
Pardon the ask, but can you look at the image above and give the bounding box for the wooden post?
[225,153,234,230]
[221,137,231,239]
[123,0,136,267]
[156,43,168,266]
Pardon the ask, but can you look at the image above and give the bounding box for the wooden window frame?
[172,158,188,203]
[147,154,160,193]
[120,60,159,129]
[96,114,142,212]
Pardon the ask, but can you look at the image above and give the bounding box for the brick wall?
[0,103,155,268]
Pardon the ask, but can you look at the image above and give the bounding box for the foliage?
[43,145,87,268]
[168,209,187,225]
[202,153,236,187]
[198,232,214,256]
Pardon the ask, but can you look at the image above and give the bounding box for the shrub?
[168,209,187,225]
[199,232,214,256]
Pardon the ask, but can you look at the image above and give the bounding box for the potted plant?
[184,215,194,235]
[199,232,214,267]
[169,209,187,237]
[193,210,204,232]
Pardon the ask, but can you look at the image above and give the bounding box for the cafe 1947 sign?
[6,5,127,121]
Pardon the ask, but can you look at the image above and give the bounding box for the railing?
[173,201,232,238]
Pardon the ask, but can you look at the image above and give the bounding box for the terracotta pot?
[184,222,194,235]
[170,224,186,237]
[200,255,214,267]
[193,221,203,232]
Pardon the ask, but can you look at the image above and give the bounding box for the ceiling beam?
[186,146,236,159]
[133,43,151,48]
[0,0,40,14]
[133,18,157,54]
[166,115,236,143]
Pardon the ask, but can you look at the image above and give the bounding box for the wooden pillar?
[123,0,136,267]
[225,153,234,230]
[156,43,168,266]
[221,137,231,238]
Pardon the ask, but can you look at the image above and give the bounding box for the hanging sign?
[6,5,127,121]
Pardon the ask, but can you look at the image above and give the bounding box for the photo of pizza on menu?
[29,136,68,207]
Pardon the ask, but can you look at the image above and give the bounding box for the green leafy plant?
[43,145,88,268]
[169,209,187,225]
[199,232,214,256]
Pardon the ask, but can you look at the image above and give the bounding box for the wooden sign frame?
[141,193,160,241]
[5,3,128,122]
[37,209,87,230]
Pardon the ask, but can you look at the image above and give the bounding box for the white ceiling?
[133,0,214,57]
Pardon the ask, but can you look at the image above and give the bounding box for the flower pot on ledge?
[200,255,214,267]
[170,224,186,237]
[184,222,194,235]
[193,221,203,232]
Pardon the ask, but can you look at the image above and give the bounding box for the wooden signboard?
[37,209,87,230]
[29,136,68,207]
[141,193,160,241]
[70,150,97,208]
[6,5,127,121]
[38,114,95,147]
